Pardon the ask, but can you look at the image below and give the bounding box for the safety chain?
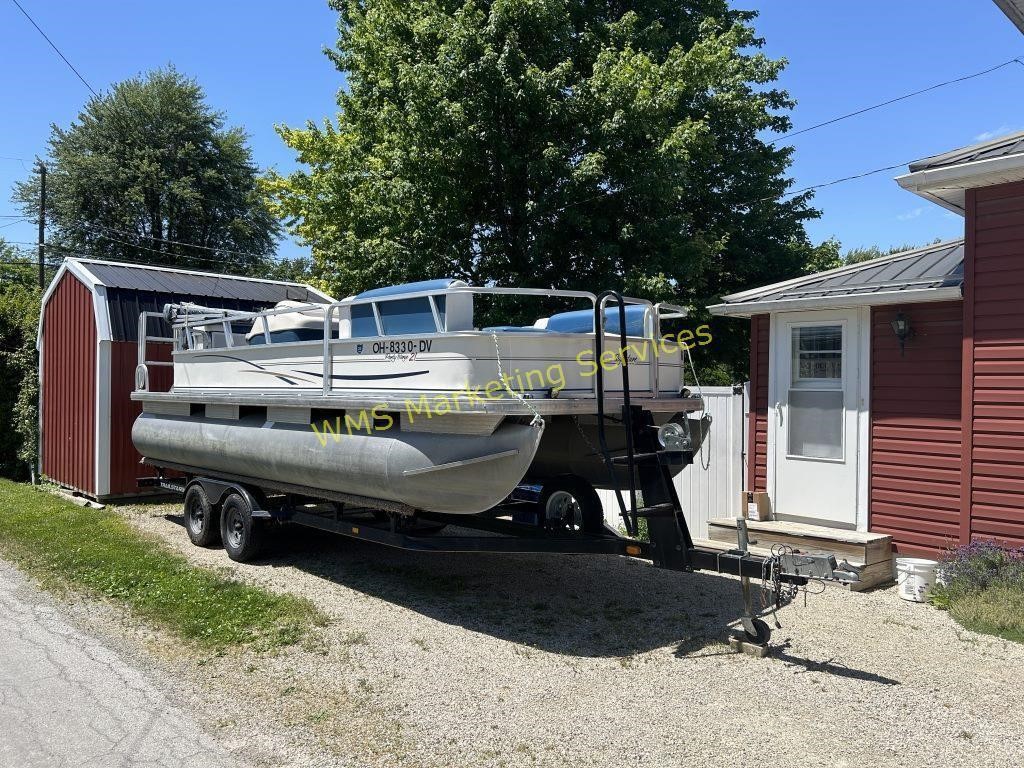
[491,331,544,426]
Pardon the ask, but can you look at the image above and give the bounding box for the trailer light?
[351,526,360,535]
[625,544,642,556]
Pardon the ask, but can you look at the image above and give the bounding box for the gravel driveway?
[104,503,1024,768]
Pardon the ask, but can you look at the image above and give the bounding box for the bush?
[0,256,41,480]
[931,540,1024,643]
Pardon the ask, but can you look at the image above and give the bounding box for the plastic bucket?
[896,557,938,602]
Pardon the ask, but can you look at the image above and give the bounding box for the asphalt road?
[0,560,237,768]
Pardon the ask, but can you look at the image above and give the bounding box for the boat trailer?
[140,291,860,650]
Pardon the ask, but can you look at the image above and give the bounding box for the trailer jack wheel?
[741,617,772,645]
[220,492,265,563]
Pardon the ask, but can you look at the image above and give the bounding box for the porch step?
[703,517,894,591]
[692,538,894,592]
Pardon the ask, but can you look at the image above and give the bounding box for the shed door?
[770,310,862,527]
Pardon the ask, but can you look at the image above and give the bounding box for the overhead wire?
[770,56,1024,144]
[8,0,99,98]
[2,46,1020,269]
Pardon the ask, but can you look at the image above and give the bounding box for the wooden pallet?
[701,517,894,592]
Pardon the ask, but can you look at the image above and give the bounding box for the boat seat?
[245,300,330,345]
[248,328,324,345]
[545,305,647,336]
[481,326,551,333]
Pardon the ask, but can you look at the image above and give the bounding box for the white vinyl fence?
[597,385,747,540]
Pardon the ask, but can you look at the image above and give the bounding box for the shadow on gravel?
[163,513,898,680]
[771,641,901,685]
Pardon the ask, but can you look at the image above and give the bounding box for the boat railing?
[134,286,690,398]
[134,311,176,392]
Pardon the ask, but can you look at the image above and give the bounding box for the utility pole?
[37,159,46,290]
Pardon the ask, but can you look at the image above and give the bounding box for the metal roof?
[72,257,331,304]
[994,0,1024,33]
[709,240,964,316]
[908,130,1024,173]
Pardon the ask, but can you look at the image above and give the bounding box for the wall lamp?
[891,311,914,356]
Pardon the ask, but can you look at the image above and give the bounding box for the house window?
[788,325,843,460]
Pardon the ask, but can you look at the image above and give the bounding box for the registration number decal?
[372,339,433,355]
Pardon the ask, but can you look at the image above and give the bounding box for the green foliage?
[842,238,942,266]
[15,67,280,274]
[930,541,1024,644]
[0,242,42,479]
[268,0,826,378]
[263,255,316,285]
[0,479,324,648]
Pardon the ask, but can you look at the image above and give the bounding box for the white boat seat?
[246,301,331,345]
[481,326,551,333]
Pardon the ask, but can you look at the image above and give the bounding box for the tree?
[843,239,941,265]
[266,0,830,377]
[15,68,280,274]
[0,240,43,480]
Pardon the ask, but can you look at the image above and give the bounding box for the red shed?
[37,258,332,501]
[710,130,1024,557]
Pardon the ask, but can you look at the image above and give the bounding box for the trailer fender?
[187,478,273,519]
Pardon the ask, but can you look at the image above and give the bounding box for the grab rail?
[593,291,639,536]
[146,286,690,398]
[135,311,175,392]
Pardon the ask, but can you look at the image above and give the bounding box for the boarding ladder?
[592,291,695,568]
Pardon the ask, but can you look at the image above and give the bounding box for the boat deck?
[131,389,705,416]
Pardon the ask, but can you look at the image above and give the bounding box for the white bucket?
[896,557,939,602]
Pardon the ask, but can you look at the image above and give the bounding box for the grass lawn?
[946,584,1024,644]
[0,479,324,648]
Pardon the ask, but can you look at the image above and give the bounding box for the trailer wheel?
[183,484,220,547]
[743,617,772,645]
[220,492,264,562]
[538,477,603,534]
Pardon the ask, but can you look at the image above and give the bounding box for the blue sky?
[1,1,1021,262]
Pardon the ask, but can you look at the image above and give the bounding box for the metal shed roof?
[73,258,332,303]
[908,130,1024,173]
[40,257,334,344]
[709,240,964,317]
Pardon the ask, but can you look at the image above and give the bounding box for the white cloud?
[974,125,1018,142]
[896,207,926,221]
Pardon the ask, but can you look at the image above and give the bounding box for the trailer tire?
[220,492,264,563]
[183,484,220,547]
[744,617,772,645]
[539,476,603,534]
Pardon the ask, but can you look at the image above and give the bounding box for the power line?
[2,236,292,273]
[771,56,1024,144]
[77,222,290,263]
[775,160,910,200]
[8,0,99,98]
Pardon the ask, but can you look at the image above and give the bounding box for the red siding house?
[37,258,332,501]
[710,130,1024,557]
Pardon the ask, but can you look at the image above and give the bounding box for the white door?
[770,310,863,528]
